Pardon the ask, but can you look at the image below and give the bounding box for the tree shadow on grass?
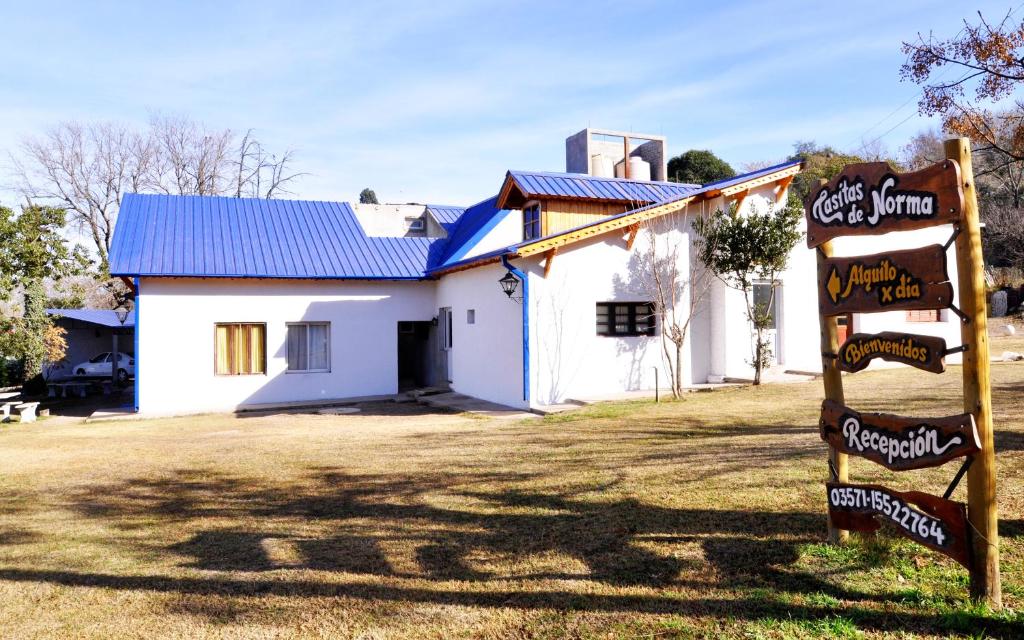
[1,466,1019,636]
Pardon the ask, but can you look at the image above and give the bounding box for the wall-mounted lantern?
[115,307,129,326]
[499,271,520,301]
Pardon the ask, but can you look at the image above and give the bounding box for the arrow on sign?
[827,267,842,304]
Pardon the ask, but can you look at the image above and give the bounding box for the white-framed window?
[523,200,541,241]
[286,322,331,372]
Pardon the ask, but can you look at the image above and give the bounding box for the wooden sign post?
[946,138,1000,607]
[806,140,1000,608]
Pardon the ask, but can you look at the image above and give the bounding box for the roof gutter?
[501,255,530,405]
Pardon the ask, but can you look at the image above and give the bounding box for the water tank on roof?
[590,153,614,177]
[614,156,651,181]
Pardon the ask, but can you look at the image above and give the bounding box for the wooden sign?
[827,482,971,568]
[819,244,953,315]
[820,399,980,471]
[837,331,948,374]
[805,161,963,247]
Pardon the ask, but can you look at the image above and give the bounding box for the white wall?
[702,185,821,381]
[136,277,437,416]
[435,263,526,408]
[529,220,694,405]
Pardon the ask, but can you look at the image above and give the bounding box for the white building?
[108,129,962,416]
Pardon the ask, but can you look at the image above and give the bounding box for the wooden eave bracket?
[625,223,641,250]
[543,247,558,277]
[733,189,749,212]
[774,175,794,202]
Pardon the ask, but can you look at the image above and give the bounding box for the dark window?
[596,302,656,337]
[523,202,541,241]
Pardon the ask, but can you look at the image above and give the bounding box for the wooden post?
[945,137,1001,608]
[817,237,849,544]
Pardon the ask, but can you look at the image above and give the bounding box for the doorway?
[397,321,433,391]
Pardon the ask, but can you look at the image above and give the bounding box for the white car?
[73,352,135,384]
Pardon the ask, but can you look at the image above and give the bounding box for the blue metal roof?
[46,308,135,328]
[109,194,444,279]
[434,196,513,267]
[427,159,804,275]
[425,204,465,225]
[504,170,699,204]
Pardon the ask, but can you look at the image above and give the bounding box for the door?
[753,281,781,365]
[438,307,453,383]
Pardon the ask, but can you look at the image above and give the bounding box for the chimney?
[565,128,667,181]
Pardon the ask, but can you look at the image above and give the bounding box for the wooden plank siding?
[541,200,630,236]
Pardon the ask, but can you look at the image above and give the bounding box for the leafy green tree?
[0,205,86,385]
[667,150,735,185]
[694,192,804,385]
[359,188,379,204]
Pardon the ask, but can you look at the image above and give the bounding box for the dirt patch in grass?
[1,364,1023,638]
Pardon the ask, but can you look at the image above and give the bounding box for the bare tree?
[900,128,946,170]
[637,202,716,398]
[13,116,303,271]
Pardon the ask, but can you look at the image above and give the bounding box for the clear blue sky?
[1,0,1018,206]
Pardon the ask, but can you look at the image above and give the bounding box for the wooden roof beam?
[719,165,802,197]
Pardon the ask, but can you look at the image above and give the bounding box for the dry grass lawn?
[1,337,1023,638]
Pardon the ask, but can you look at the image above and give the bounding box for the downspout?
[501,255,530,405]
[133,277,140,413]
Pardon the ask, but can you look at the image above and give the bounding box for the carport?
[45,309,135,385]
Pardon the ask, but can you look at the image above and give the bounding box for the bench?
[47,382,90,398]
[1,401,19,422]
[14,402,39,423]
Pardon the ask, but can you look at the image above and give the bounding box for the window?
[215,323,266,375]
[287,322,330,372]
[523,201,541,241]
[906,309,941,322]
[89,352,111,363]
[753,281,779,329]
[596,302,656,337]
[467,309,475,325]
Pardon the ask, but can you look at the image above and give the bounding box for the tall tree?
[694,193,803,385]
[667,150,735,185]
[901,10,1024,160]
[0,205,84,383]
[13,116,302,271]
